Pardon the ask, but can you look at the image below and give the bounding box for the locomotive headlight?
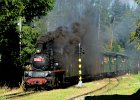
[54,63,59,66]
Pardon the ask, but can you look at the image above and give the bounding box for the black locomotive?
[23,40,66,90]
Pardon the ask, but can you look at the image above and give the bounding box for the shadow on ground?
[85,89,140,100]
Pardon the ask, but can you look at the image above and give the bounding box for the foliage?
[21,24,39,63]
[130,0,140,50]
[22,0,54,22]
[0,0,54,86]
[97,0,131,53]
[130,20,140,50]
[111,42,124,52]
[103,41,124,53]
[0,0,54,66]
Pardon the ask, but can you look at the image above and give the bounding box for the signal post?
[77,43,83,87]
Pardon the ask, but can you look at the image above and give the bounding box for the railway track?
[0,91,38,100]
[99,78,120,95]
[68,77,120,100]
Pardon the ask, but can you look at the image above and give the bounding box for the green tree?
[130,20,140,50]
[21,22,39,64]
[130,0,140,50]
[0,0,54,86]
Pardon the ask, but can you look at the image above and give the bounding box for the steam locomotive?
[22,40,130,91]
[23,40,67,90]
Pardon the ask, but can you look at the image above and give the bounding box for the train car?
[101,52,129,77]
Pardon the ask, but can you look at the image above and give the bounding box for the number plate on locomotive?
[34,58,44,62]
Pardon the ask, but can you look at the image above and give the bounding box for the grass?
[101,74,140,95]
[0,74,140,100]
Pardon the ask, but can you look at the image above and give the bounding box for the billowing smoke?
[36,0,106,76]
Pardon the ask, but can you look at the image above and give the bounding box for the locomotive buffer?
[77,43,83,87]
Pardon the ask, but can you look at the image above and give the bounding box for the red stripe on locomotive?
[26,78,47,85]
